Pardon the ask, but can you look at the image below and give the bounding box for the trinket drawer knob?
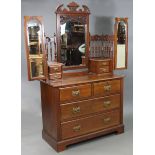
[101,68,107,72]
[53,67,58,71]
[102,62,107,65]
[54,75,58,78]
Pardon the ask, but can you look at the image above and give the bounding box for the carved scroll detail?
[55,1,90,14]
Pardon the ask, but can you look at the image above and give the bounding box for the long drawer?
[61,109,120,140]
[94,80,120,96]
[61,94,120,121]
[59,84,92,102]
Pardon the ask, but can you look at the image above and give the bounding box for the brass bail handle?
[104,84,112,91]
[72,106,81,114]
[103,117,111,123]
[73,125,81,132]
[72,89,80,96]
[104,101,111,107]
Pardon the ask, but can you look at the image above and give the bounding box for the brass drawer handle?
[53,67,59,72]
[72,90,80,97]
[104,85,111,91]
[103,117,111,123]
[72,106,80,114]
[104,101,111,107]
[73,125,81,132]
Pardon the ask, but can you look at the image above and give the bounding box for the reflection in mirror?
[114,17,128,69]
[60,16,86,66]
[117,21,126,44]
[27,19,43,55]
[89,16,114,59]
[30,58,44,78]
[116,21,126,68]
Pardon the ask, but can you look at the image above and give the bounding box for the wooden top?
[41,74,124,87]
[48,62,63,66]
[89,58,112,61]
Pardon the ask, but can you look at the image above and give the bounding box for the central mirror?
[60,16,86,66]
[55,2,90,70]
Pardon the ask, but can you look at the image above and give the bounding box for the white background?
[0,0,155,155]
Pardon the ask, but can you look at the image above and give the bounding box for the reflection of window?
[61,23,66,35]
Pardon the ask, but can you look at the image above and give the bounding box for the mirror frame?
[55,2,90,71]
[24,16,48,80]
[114,17,128,70]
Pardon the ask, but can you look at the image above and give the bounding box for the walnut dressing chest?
[40,74,124,152]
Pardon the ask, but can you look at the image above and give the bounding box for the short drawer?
[94,80,120,96]
[61,109,120,140]
[59,84,91,102]
[61,94,120,121]
[49,66,62,73]
[97,66,110,74]
[49,73,62,80]
[97,60,110,67]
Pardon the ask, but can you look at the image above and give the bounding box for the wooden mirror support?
[55,2,90,70]
[24,16,48,80]
[114,17,128,70]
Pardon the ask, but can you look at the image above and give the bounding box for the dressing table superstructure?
[24,1,128,152]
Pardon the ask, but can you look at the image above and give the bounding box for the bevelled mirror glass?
[114,17,128,69]
[60,16,86,66]
[27,19,43,55]
[30,58,44,78]
[24,16,46,81]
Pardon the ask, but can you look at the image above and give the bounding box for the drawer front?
[49,66,61,73]
[97,60,110,67]
[61,94,120,121]
[61,110,120,139]
[94,80,120,96]
[59,84,91,102]
[49,73,62,80]
[97,66,110,74]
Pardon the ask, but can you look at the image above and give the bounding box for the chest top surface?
[41,74,124,87]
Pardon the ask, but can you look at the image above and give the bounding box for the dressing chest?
[41,74,124,152]
[24,1,128,152]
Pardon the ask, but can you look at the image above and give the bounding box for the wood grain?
[61,109,120,140]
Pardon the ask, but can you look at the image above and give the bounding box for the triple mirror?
[24,2,129,81]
